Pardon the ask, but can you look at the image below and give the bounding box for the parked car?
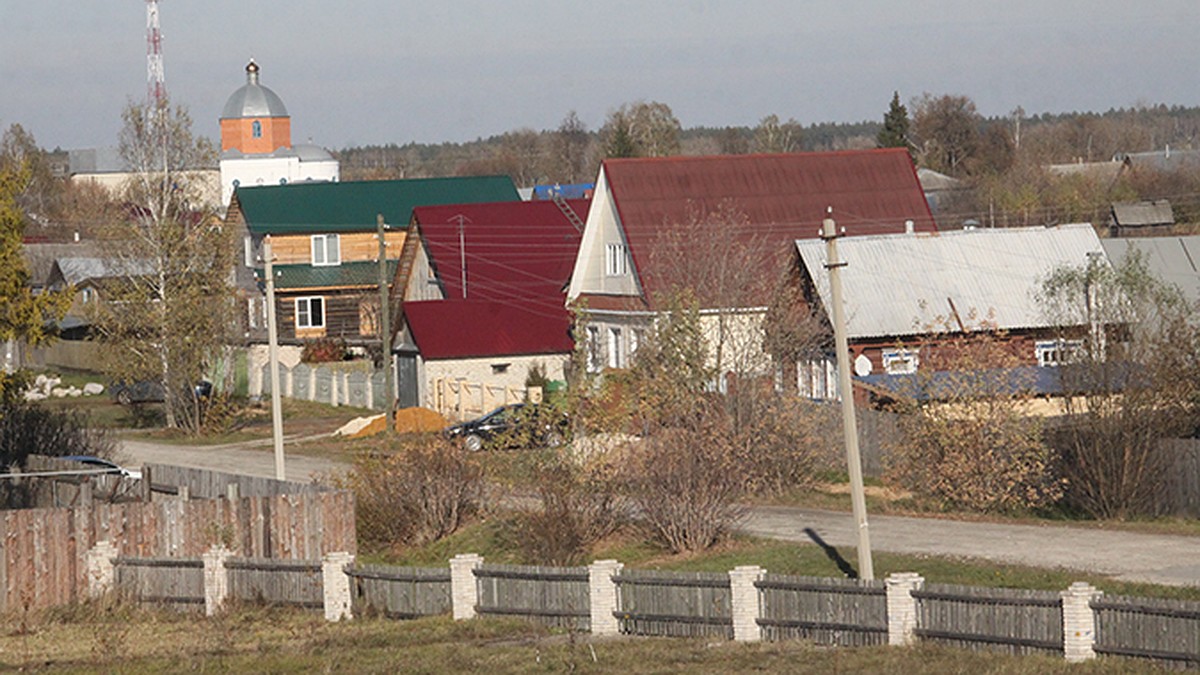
[110,379,213,405]
[444,403,569,452]
[60,455,142,481]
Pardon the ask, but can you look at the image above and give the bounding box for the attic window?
[605,243,628,276]
[312,234,340,266]
[882,348,919,375]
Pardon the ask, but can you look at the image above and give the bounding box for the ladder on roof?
[551,192,585,232]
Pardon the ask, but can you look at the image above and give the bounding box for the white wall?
[220,156,339,206]
[567,167,641,300]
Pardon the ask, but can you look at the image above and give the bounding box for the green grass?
[0,605,1170,673]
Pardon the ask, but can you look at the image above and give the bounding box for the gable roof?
[589,149,936,308]
[404,300,574,360]
[794,223,1105,339]
[412,199,586,306]
[1111,200,1174,228]
[232,176,520,235]
[47,257,154,288]
[1101,235,1200,307]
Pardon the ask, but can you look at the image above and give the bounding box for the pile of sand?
[337,407,449,439]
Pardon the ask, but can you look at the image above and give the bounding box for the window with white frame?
[607,327,623,369]
[311,234,340,266]
[295,297,325,329]
[605,242,628,277]
[247,298,258,329]
[882,348,919,374]
[630,328,644,360]
[80,287,95,304]
[586,326,602,372]
[1035,339,1083,367]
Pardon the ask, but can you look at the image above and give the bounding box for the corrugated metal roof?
[794,223,1105,339]
[1102,235,1200,306]
[413,199,585,307]
[602,149,936,307]
[47,257,154,287]
[233,176,520,235]
[404,300,573,360]
[261,260,398,290]
[1111,200,1174,227]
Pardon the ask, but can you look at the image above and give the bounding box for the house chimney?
[904,220,914,234]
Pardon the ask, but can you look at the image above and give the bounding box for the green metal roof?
[257,260,400,290]
[234,176,520,235]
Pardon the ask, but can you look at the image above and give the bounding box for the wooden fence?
[0,464,355,613]
[613,570,733,639]
[113,556,204,612]
[228,558,323,609]
[433,378,525,422]
[913,583,1064,657]
[1092,595,1200,665]
[347,564,451,619]
[756,574,887,647]
[474,563,589,630]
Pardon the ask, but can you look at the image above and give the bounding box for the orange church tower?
[220,60,291,154]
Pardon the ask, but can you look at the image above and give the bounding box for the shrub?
[300,338,348,363]
[337,436,483,552]
[507,449,627,565]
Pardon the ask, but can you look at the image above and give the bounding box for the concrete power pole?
[263,237,286,480]
[378,214,395,431]
[821,209,874,580]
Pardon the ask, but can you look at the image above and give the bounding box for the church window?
[252,120,262,138]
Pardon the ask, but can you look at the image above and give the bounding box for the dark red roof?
[412,199,587,307]
[602,149,936,307]
[404,200,586,360]
[404,300,574,360]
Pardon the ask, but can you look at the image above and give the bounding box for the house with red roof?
[393,199,587,416]
[565,149,936,384]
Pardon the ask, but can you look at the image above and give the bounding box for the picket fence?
[99,550,1200,668]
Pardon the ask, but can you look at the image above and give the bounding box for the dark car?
[444,403,569,452]
[110,379,213,405]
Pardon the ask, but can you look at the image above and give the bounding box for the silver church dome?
[220,60,289,119]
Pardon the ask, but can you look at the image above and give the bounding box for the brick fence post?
[450,553,483,620]
[1061,582,1101,662]
[85,540,118,598]
[323,551,355,621]
[202,545,233,617]
[886,572,925,646]
[730,565,766,642]
[588,559,624,636]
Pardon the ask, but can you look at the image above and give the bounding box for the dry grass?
[0,602,1168,674]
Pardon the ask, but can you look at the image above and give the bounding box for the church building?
[218,60,339,206]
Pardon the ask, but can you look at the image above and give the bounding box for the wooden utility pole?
[821,208,874,580]
[378,214,395,432]
[263,236,286,480]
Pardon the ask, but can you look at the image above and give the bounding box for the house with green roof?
[224,176,519,362]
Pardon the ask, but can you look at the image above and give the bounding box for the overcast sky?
[2,1,1198,151]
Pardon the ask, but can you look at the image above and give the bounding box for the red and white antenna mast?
[146,0,166,105]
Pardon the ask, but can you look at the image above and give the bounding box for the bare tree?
[600,101,682,159]
[91,99,233,432]
[751,114,803,154]
[547,111,594,184]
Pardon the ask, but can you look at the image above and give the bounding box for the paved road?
[118,437,1200,587]
[745,506,1200,587]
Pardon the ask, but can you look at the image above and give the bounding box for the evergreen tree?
[877,91,914,156]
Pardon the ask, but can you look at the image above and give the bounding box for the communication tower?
[146,0,166,105]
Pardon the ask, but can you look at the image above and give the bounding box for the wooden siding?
[265,231,405,266]
[277,290,377,342]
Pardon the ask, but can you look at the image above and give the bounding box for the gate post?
[450,553,483,620]
[1062,582,1101,662]
[730,565,766,642]
[323,551,355,621]
[886,572,924,646]
[85,540,119,598]
[588,559,624,636]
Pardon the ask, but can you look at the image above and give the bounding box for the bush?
[0,401,116,509]
[337,436,483,552]
[728,394,825,498]
[300,338,348,363]
[507,449,626,565]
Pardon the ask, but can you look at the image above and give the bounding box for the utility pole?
[263,237,286,480]
[378,214,395,431]
[821,208,874,580]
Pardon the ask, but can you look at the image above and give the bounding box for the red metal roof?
[403,300,574,360]
[601,149,936,308]
[404,200,586,360]
[413,199,586,305]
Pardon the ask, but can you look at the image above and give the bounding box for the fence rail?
[113,556,204,611]
[228,557,323,609]
[614,570,732,639]
[475,563,589,630]
[756,574,887,647]
[348,564,451,619]
[913,584,1064,656]
[1092,595,1200,664]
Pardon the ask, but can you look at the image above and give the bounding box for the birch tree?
[91,100,233,432]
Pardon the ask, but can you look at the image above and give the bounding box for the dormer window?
[252,120,262,138]
[312,234,340,266]
[605,243,628,277]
